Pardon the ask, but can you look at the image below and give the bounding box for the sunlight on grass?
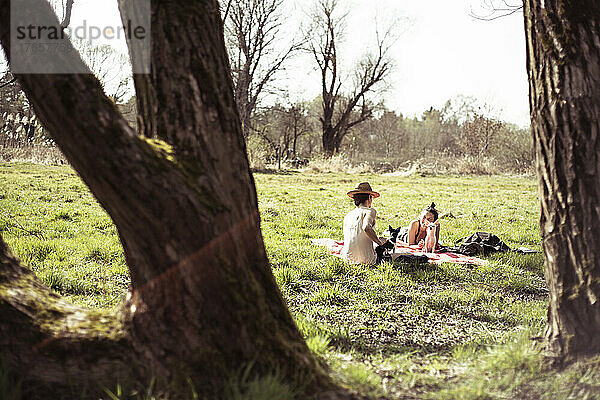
[435,329,544,399]
[224,365,296,400]
[327,355,385,398]
[0,163,559,399]
[305,334,331,355]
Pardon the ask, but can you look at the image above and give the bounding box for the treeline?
[245,95,533,173]
[225,0,533,174]
[0,0,533,173]
[0,73,533,173]
[0,36,132,163]
[0,74,48,148]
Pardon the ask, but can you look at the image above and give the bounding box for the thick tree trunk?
[0,238,136,394]
[523,0,600,358]
[293,127,298,158]
[322,126,335,157]
[321,104,353,157]
[0,0,346,397]
[333,133,345,155]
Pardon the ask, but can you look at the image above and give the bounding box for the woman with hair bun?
[398,202,441,249]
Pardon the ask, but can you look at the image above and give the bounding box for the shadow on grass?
[339,336,458,357]
[390,261,456,284]
[491,252,545,274]
[502,283,548,299]
[387,260,444,274]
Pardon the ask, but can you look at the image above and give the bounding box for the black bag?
[452,232,511,256]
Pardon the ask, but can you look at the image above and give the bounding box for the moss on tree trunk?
[0,0,353,397]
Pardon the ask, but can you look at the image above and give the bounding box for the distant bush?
[0,145,67,165]
[334,98,534,175]
[306,154,371,174]
[406,153,502,175]
[300,151,534,176]
[246,134,268,170]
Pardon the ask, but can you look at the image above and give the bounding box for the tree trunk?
[322,142,335,157]
[333,133,345,155]
[523,0,600,358]
[322,125,335,157]
[0,1,346,397]
[293,125,298,159]
[321,109,352,158]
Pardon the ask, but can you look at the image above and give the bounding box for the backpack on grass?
[452,232,511,256]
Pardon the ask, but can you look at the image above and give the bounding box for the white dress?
[341,206,377,265]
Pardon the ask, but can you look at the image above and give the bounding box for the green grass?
[0,163,127,308]
[2,162,595,399]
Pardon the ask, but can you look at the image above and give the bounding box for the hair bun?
[430,202,436,209]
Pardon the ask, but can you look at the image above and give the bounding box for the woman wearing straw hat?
[342,182,389,265]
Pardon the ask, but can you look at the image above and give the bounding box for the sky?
[283,0,530,127]
[385,0,529,127]
[3,0,530,127]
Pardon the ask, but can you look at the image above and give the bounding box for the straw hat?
[346,182,380,198]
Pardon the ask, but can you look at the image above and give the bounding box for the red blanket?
[313,239,488,266]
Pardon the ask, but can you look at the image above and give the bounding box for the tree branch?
[222,0,233,22]
[0,76,16,89]
[469,0,523,21]
[60,0,74,28]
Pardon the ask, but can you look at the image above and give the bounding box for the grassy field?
[2,163,600,399]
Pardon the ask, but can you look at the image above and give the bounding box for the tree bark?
[523,0,600,358]
[322,124,335,158]
[0,0,345,397]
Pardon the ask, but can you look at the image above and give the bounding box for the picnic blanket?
[311,239,488,266]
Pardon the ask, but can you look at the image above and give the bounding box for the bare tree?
[286,102,312,158]
[0,0,346,398]
[74,39,133,103]
[223,0,298,138]
[271,101,312,159]
[0,73,40,148]
[459,113,503,157]
[373,110,402,158]
[307,0,395,157]
[251,101,311,162]
[523,0,600,358]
